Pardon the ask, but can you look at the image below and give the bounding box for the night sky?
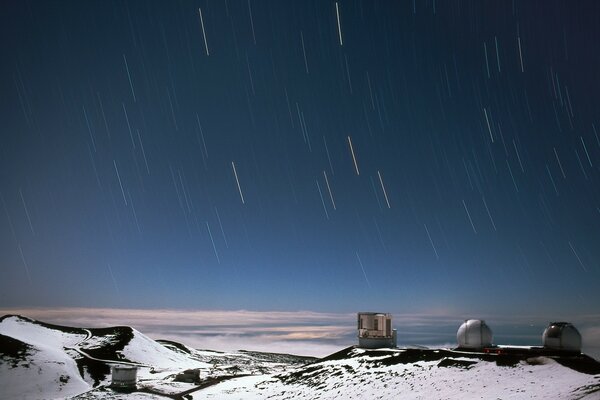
[1,1,599,319]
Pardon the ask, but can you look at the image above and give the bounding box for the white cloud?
[2,307,599,359]
[0,307,355,356]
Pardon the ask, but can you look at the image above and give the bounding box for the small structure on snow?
[542,322,582,353]
[357,312,397,349]
[174,368,201,384]
[110,365,137,391]
[457,319,493,350]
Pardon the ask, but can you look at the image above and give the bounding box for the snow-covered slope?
[0,315,95,399]
[2,314,599,400]
[197,347,600,400]
[0,315,314,400]
[0,315,209,399]
[0,330,89,400]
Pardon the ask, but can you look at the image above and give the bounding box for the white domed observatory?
[456,319,493,350]
[542,322,582,353]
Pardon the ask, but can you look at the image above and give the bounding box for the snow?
[0,317,90,399]
[0,344,90,399]
[0,316,86,349]
[0,316,208,399]
[119,328,210,372]
[194,349,600,400]
[2,316,599,400]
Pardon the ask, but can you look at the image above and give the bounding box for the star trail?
[0,1,599,319]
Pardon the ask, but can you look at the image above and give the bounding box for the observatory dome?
[542,322,582,352]
[457,319,493,350]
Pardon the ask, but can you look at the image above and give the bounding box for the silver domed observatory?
[456,319,493,350]
[357,312,397,349]
[543,322,582,353]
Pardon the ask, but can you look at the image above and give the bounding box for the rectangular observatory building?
[357,312,397,349]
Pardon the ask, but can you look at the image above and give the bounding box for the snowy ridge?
[0,315,93,399]
[0,315,208,399]
[2,315,600,399]
[0,315,314,399]
[198,347,600,399]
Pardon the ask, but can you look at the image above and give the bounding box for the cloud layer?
[2,307,599,359]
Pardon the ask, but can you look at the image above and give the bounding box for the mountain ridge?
[1,314,600,399]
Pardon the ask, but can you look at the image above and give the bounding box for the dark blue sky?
[1,0,599,316]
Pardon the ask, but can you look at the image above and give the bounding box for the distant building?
[457,319,493,350]
[543,322,582,353]
[357,312,397,349]
[174,368,201,383]
[110,365,137,391]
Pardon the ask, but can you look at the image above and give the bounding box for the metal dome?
[542,322,582,352]
[457,319,493,350]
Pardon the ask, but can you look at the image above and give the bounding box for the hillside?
[0,315,313,399]
[1,314,599,399]
[198,347,600,399]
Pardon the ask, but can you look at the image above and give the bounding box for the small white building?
[111,365,137,391]
[357,312,397,349]
[457,319,493,350]
[542,322,582,353]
